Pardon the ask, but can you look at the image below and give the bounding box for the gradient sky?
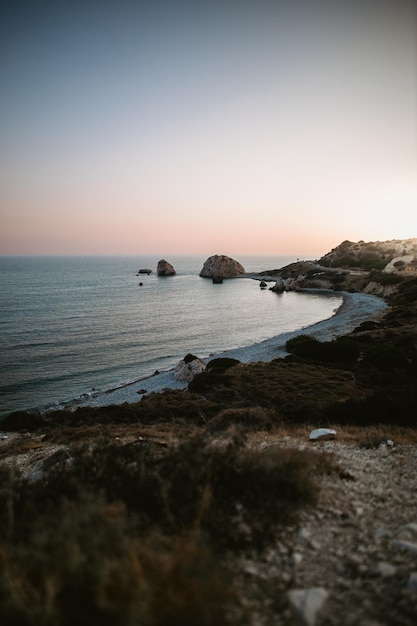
[1,0,416,256]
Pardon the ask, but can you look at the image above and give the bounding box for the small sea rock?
[309,428,336,441]
[288,587,328,626]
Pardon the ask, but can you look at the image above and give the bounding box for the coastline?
[57,290,388,412]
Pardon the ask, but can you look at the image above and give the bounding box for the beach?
[60,290,387,412]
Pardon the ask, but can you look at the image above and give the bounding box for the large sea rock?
[157,259,176,276]
[199,255,245,279]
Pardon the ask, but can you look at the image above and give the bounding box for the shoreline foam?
[59,290,387,412]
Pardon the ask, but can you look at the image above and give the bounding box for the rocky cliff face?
[199,255,245,278]
[157,259,176,276]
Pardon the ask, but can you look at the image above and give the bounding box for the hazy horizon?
[1,0,416,256]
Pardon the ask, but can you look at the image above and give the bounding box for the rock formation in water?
[157,259,176,276]
[199,255,245,279]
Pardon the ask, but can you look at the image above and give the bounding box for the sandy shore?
[57,290,387,412]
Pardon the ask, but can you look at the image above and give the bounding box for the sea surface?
[0,255,341,416]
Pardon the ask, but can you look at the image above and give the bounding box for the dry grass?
[0,433,337,624]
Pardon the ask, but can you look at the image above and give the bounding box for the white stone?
[404,523,417,536]
[173,357,206,382]
[392,539,417,555]
[374,562,397,577]
[288,588,328,626]
[298,528,311,544]
[309,428,337,441]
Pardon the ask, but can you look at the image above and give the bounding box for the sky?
[1,0,416,256]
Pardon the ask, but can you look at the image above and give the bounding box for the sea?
[0,255,342,417]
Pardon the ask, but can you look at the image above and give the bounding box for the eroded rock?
[199,255,245,278]
[174,354,206,382]
[157,259,176,276]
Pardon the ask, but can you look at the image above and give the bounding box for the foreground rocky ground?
[1,428,417,625]
[236,436,417,626]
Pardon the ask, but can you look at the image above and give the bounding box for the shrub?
[0,480,238,626]
[206,358,240,371]
[207,407,275,433]
[285,334,318,357]
[285,335,360,365]
[361,343,408,370]
[368,271,404,286]
[321,384,417,428]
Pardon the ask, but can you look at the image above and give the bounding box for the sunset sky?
[1,0,416,256]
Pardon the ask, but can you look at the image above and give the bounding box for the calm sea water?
[0,255,340,416]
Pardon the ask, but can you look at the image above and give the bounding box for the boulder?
[199,255,245,278]
[174,354,206,382]
[270,277,285,292]
[309,428,337,441]
[157,259,176,276]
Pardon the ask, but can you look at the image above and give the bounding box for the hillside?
[318,238,417,273]
[258,238,417,297]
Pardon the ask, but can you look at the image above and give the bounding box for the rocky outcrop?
[270,276,304,292]
[157,259,176,276]
[363,281,398,298]
[199,255,245,279]
[383,255,417,275]
[173,354,206,382]
[270,277,285,293]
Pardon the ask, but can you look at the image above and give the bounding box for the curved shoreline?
[59,290,388,412]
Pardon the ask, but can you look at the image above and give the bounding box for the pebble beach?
[62,290,387,412]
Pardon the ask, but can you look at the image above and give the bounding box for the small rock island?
[157,259,176,276]
[199,254,245,280]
